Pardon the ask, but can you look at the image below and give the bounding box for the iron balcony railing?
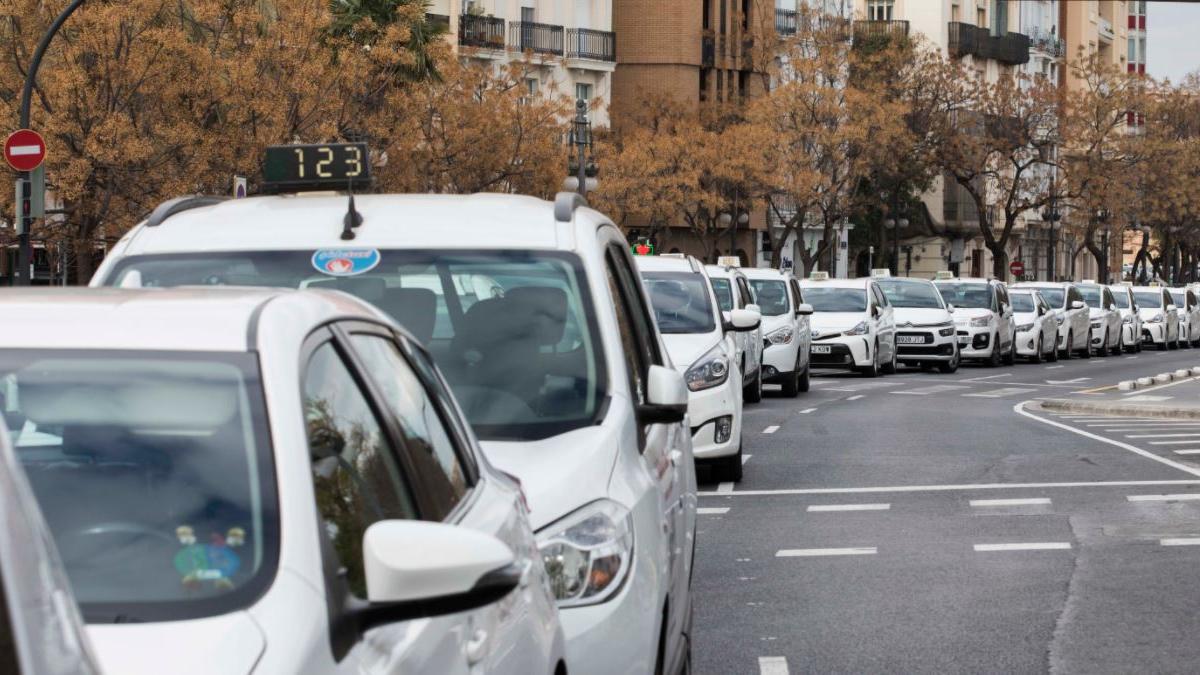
[566,28,616,61]
[459,14,506,49]
[775,8,797,36]
[853,19,909,41]
[947,22,1030,65]
[509,21,564,55]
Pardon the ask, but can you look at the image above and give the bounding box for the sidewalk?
[1038,367,1200,419]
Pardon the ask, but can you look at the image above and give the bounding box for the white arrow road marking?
[8,145,42,156]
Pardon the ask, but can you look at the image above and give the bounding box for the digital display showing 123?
[262,143,371,192]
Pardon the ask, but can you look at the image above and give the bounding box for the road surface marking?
[806,503,890,512]
[974,542,1071,552]
[743,454,753,466]
[1121,375,1200,396]
[962,373,1012,382]
[892,384,969,396]
[1149,440,1200,445]
[1127,493,1200,502]
[1014,402,1200,478]
[1161,538,1200,546]
[1174,450,1200,455]
[1126,355,1139,359]
[698,507,730,515]
[1127,433,1200,439]
[799,408,817,414]
[717,482,734,493]
[763,425,779,434]
[758,656,790,675]
[846,394,865,401]
[1046,377,1091,384]
[970,497,1052,507]
[1121,395,1175,402]
[698,479,1200,497]
[1093,423,1200,428]
[776,547,877,557]
[1045,365,1065,369]
[964,387,1036,398]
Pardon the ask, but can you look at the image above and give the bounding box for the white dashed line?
[742,454,753,465]
[799,408,817,414]
[699,479,1200,497]
[1161,538,1200,546]
[846,394,865,401]
[763,425,780,434]
[758,656,790,675]
[1126,433,1200,439]
[1149,440,1200,445]
[717,482,734,494]
[969,497,1052,507]
[964,387,1036,398]
[806,503,890,512]
[698,507,730,515]
[973,542,1071,552]
[1173,450,1200,455]
[1127,493,1200,502]
[1045,365,1065,369]
[776,547,877,557]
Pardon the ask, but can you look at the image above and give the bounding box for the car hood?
[482,422,619,530]
[757,313,792,334]
[1013,311,1038,325]
[892,308,951,327]
[810,312,866,336]
[661,332,724,372]
[951,307,995,321]
[88,611,265,675]
[1139,307,1165,318]
[1088,308,1109,319]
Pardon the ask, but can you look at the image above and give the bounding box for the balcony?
[459,14,505,50]
[775,8,797,36]
[1097,17,1114,43]
[852,19,909,49]
[947,22,1030,66]
[1027,27,1065,58]
[509,21,564,56]
[566,28,616,62]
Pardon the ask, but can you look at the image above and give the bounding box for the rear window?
[641,272,717,334]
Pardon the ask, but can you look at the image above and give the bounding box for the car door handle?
[466,627,489,665]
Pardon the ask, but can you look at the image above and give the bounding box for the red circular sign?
[4,129,46,172]
[1009,260,1025,276]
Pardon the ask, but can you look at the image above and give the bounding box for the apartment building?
[429,0,617,126]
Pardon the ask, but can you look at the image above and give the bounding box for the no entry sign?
[4,129,46,172]
[1009,260,1025,277]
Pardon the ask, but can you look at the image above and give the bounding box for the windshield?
[1010,294,1036,313]
[1077,286,1103,307]
[802,287,867,312]
[1024,287,1064,307]
[641,272,717,334]
[0,350,276,624]
[934,283,993,309]
[710,278,734,312]
[876,279,944,309]
[748,280,790,316]
[1135,291,1164,308]
[1111,290,1130,308]
[104,251,606,442]
[1171,291,1187,306]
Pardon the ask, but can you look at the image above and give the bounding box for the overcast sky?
[1147,1,1200,84]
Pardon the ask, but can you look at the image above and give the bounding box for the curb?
[1116,367,1200,392]
[1037,398,1200,420]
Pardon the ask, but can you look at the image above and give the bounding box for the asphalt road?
[693,345,1200,674]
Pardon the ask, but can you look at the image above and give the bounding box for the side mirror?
[354,521,520,632]
[1071,300,1085,309]
[947,304,956,313]
[1038,306,1046,316]
[725,308,761,333]
[871,305,880,318]
[796,303,814,316]
[638,365,688,424]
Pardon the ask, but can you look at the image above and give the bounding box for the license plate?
[811,345,832,354]
[897,335,927,344]
[957,336,970,345]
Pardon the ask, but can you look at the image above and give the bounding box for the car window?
[1077,286,1103,308]
[641,272,717,333]
[709,278,734,312]
[1134,291,1161,307]
[877,279,943,308]
[934,283,992,309]
[606,248,655,408]
[748,279,790,316]
[736,277,754,307]
[872,284,889,307]
[1010,293,1036,313]
[1111,290,1130,309]
[802,287,868,312]
[303,342,418,599]
[1035,287,1065,307]
[349,333,469,520]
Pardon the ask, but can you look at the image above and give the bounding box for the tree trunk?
[73,233,95,285]
[1085,239,1105,283]
[989,243,1009,282]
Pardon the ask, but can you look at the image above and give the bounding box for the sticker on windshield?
[312,249,381,277]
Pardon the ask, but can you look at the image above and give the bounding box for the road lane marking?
[799,408,817,414]
[1127,493,1200,502]
[891,384,969,396]
[698,479,1200,497]
[1161,538,1200,546]
[806,503,890,512]
[1120,375,1200,396]
[974,542,1071,552]
[698,507,730,515]
[717,482,734,493]
[1045,365,1065,369]
[1149,440,1200,445]
[964,387,1036,398]
[776,547,877,557]
[846,394,864,401]
[1046,377,1091,384]
[1015,402,1200,478]
[742,454,753,465]
[969,497,1052,507]
[758,656,790,675]
[1127,433,1200,439]
[763,425,779,434]
[962,373,1012,382]
[1174,450,1200,455]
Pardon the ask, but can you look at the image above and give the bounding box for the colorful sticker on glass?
[174,525,245,590]
[312,249,381,277]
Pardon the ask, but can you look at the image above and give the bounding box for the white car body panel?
[742,267,811,386]
[1011,282,1090,353]
[800,278,895,371]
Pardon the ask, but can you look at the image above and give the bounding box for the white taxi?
[932,275,1016,367]
[873,272,959,373]
[705,260,765,403]
[799,272,896,377]
[1109,284,1144,353]
[1010,282,1092,359]
[1133,286,1181,350]
[639,255,759,481]
[740,266,814,396]
[0,287,565,675]
[1009,289,1059,362]
[90,143,699,674]
[1168,287,1200,348]
[1075,282,1124,356]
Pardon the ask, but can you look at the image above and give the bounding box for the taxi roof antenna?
[341,180,362,241]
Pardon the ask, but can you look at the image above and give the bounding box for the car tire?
[1112,332,1124,356]
[1047,337,1059,362]
[797,364,811,393]
[1031,334,1044,363]
[881,344,898,374]
[1061,331,1073,360]
[1100,330,1112,356]
[1079,335,1092,358]
[718,442,744,482]
[938,347,960,374]
[1003,337,1016,366]
[1170,336,1179,350]
[987,334,1003,367]
[744,367,763,404]
[1159,339,1169,351]
[860,342,881,378]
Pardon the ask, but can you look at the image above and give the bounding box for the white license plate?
[811,345,832,354]
[957,336,970,345]
[897,335,927,344]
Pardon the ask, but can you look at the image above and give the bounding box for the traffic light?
[13,177,31,232]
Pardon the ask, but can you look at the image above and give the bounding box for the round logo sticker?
[312,249,381,277]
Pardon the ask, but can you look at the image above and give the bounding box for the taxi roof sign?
[262,143,371,193]
[871,269,891,278]
[934,271,955,280]
[809,271,830,281]
[717,256,741,268]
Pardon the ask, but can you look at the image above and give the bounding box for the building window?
[977,7,986,28]
[703,0,710,31]
[951,3,959,22]
[866,0,894,21]
[521,6,534,23]
[991,0,1007,35]
[575,82,592,103]
[738,70,748,100]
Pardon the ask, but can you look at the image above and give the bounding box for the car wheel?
[1100,330,1112,356]
[1003,337,1016,365]
[1170,336,1180,350]
[1061,331,1073,360]
[1079,335,1092,358]
[1112,332,1124,356]
[1047,337,1059,362]
[719,442,744,482]
[987,334,1003,367]
[859,343,881,377]
[938,346,960,374]
[1031,334,1044,363]
[1159,339,1169,351]
[797,364,811,393]
[744,367,763,404]
[881,344,898,374]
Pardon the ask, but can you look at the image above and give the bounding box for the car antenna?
[341,179,362,241]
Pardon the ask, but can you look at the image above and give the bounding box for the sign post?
[5,129,47,286]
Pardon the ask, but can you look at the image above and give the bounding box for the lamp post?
[718,210,749,264]
[1041,205,1061,281]
[883,216,908,276]
[1096,209,1111,283]
[567,99,595,198]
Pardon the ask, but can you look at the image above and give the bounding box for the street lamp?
[1041,205,1061,281]
[719,210,750,263]
[1095,209,1111,283]
[883,217,908,276]
[566,99,596,198]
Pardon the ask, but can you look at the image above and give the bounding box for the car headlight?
[969,315,992,327]
[766,326,794,345]
[843,321,869,336]
[1016,323,1033,332]
[537,500,634,608]
[938,327,956,337]
[1148,313,1164,323]
[685,343,729,391]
